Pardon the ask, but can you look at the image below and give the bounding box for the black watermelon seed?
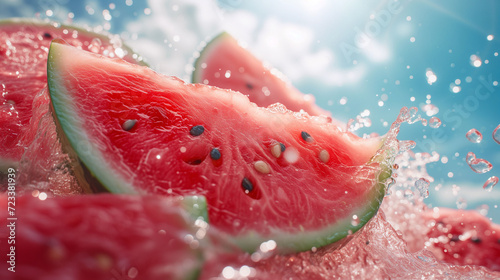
[241,177,253,193]
[450,235,460,242]
[43,32,52,39]
[366,241,370,245]
[190,125,205,136]
[279,142,286,152]
[301,131,313,142]
[210,148,221,160]
[122,119,137,131]
[246,83,254,90]
[470,237,482,244]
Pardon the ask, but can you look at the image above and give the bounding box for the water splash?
[483,176,499,192]
[493,124,500,144]
[466,152,493,173]
[415,178,430,198]
[465,128,482,143]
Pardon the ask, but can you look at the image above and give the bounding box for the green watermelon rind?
[47,40,139,194]
[191,32,231,84]
[0,17,147,66]
[233,166,390,253]
[180,195,208,280]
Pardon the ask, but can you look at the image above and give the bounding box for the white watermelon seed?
[319,149,330,163]
[254,160,271,174]
[271,143,282,158]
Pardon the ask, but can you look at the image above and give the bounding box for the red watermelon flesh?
[48,40,391,253]
[0,194,207,280]
[192,32,338,124]
[423,207,500,271]
[0,18,145,171]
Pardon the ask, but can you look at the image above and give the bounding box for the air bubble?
[466,152,492,173]
[465,128,482,143]
[483,176,499,192]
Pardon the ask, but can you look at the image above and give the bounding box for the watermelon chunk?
[0,18,145,172]
[0,194,206,280]
[192,32,336,122]
[47,40,392,253]
[424,208,500,271]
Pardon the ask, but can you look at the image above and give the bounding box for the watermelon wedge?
[47,40,392,253]
[0,18,145,172]
[0,194,207,280]
[424,208,500,271]
[192,32,336,123]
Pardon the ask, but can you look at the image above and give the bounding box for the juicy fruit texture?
[0,194,207,280]
[192,32,336,122]
[202,213,500,279]
[0,18,144,171]
[424,208,500,271]
[48,41,389,252]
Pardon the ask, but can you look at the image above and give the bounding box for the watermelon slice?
[47,40,392,253]
[192,32,337,123]
[0,194,207,280]
[0,18,145,172]
[424,208,500,271]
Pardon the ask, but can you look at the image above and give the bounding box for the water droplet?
[127,267,138,279]
[415,178,430,198]
[422,104,439,116]
[88,38,102,53]
[224,70,231,78]
[351,215,360,226]
[466,128,482,143]
[476,204,489,216]
[429,117,441,128]
[425,69,437,85]
[283,147,299,164]
[466,152,493,173]
[493,124,500,144]
[398,140,416,153]
[456,197,467,209]
[470,54,482,67]
[483,176,499,192]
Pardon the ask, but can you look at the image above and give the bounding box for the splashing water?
[483,176,499,192]
[465,128,482,143]
[466,152,493,173]
[415,178,430,198]
[493,124,500,144]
